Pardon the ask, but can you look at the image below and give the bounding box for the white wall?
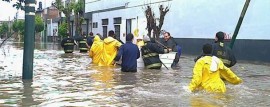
[86,0,270,40]
[91,8,145,43]
[162,0,270,40]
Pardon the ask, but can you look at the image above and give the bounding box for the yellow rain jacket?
[89,35,103,64]
[189,56,242,93]
[98,37,122,66]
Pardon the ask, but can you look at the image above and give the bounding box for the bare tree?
[144,5,169,39]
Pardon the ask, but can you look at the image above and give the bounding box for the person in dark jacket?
[61,33,77,53]
[212,31,236,67]
[160,32,180,68]
[87,32,95,48]
[141,35,172,69]
[194,31,236,67]
[115,33,140,72]
[77,32,89,53]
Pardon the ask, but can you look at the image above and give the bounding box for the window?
[102,19,108,25]
[114,25,120,40]
[93,22,98,28]
[114,17,122,24]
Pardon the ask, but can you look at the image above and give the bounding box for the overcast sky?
[0,0,55,21]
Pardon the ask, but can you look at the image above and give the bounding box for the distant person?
[115,33,140,72]
[87,32,95,48]
[61,33,77,53]
[89,35,104,64]
[160,32,181,68]
[98,30,122,66]
[189,43,242,93]
[77,32,89,53]
[141,35,171,69]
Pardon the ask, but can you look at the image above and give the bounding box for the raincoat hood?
[210,56,220,72]
[104,37,116,44]
[93,35,101,42]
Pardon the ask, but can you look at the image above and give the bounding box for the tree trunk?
[67,16,71,36]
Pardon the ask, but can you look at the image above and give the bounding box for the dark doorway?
[126,19,132,34]
[102,26,108,38]
[114,25,120,40]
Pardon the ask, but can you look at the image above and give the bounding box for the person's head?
[143,35,150,42]
[89,32,94,36]
[96,33,102,39]
[94,35,101,42]
[82,32,86,36]
[202,43,212,54]
[163,32,171,41]
[215,31,225,42]
[66,32,70,37]
[108,30,115,37]
[126,33,134,42]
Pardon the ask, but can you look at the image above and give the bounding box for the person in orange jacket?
[189,43,242,93]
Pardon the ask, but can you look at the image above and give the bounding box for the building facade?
[85,0,270,62]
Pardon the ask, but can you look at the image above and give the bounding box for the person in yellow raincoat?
[98,30,122,66]
[89,35,103,64]
[189,43,242,93]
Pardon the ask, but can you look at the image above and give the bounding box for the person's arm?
[220,64,242,85]
[115,45,124,61]
[150,43,167,54]
[89,48,94,58]
[115,40,123,49]
[227,47,237,67]
[189,59,203,92]
[86,42,90,49]
[167,39,176,51]
[61,39,65,47]
[194,53,204,62]
[137,46,140,59]
[73,39,78,46]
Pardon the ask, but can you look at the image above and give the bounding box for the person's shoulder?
[197,56,212,63]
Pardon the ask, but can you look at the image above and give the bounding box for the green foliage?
[74,0,84,14]
[12,20,24,35]
[2,0,25,10]
[53,0,75,35]
[74,0,84,35]
[35,15,44,33]
[58,22,68,37]
[0,22,9,35]
[54,0,75,17]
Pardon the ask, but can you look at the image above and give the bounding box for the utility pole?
[230,0,251,49]
[23,0,36,79]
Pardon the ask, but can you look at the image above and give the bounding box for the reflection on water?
[22,80,39,106]
[0,41,270,106]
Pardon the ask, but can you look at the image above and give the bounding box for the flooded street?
[1,41,270,107]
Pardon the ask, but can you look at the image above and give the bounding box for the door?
[126,19,132,34]
[102,26,107,38]
[114,25,120,41]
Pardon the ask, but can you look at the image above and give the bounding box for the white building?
[85,0,270,41]
[85,0,270,62]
